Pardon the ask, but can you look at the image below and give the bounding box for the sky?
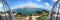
[0,0,58,11]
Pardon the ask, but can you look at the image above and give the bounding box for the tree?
[36,11,42,15]
[36,9,49,20]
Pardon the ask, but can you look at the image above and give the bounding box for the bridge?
[0,0,60,20]
[0,0,16,20]
[47,0,60,20]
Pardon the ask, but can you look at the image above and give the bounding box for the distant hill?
[12,8,44,12]
[12,8,45,15]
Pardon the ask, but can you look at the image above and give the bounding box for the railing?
[0,0,16,20]
[50,1,60,20]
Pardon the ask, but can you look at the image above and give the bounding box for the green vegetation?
[36,13,48,20]
[16,16,26,20]
[16,9,49,20]
[36,10,49,20]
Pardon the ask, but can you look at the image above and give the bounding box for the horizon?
[0,0,58,11]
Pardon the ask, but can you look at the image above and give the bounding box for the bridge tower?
[0,0,16,20]
[50,0,60,20]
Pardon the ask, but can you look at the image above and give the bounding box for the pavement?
[26,16,40,20]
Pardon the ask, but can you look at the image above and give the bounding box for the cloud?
[43,2,52,10]
[0,4,3,9]
[52,0,58,2]
[19,2,41,8]
[0,3,3,11]
[36,0,41,2]
[11,2,42,9]
[45,2,50,6]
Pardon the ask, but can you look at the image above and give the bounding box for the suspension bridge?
[0,0,60,20]
[0,0,16,20]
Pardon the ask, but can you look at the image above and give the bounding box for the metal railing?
[0,0,16,20]
[50,0,60,20]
